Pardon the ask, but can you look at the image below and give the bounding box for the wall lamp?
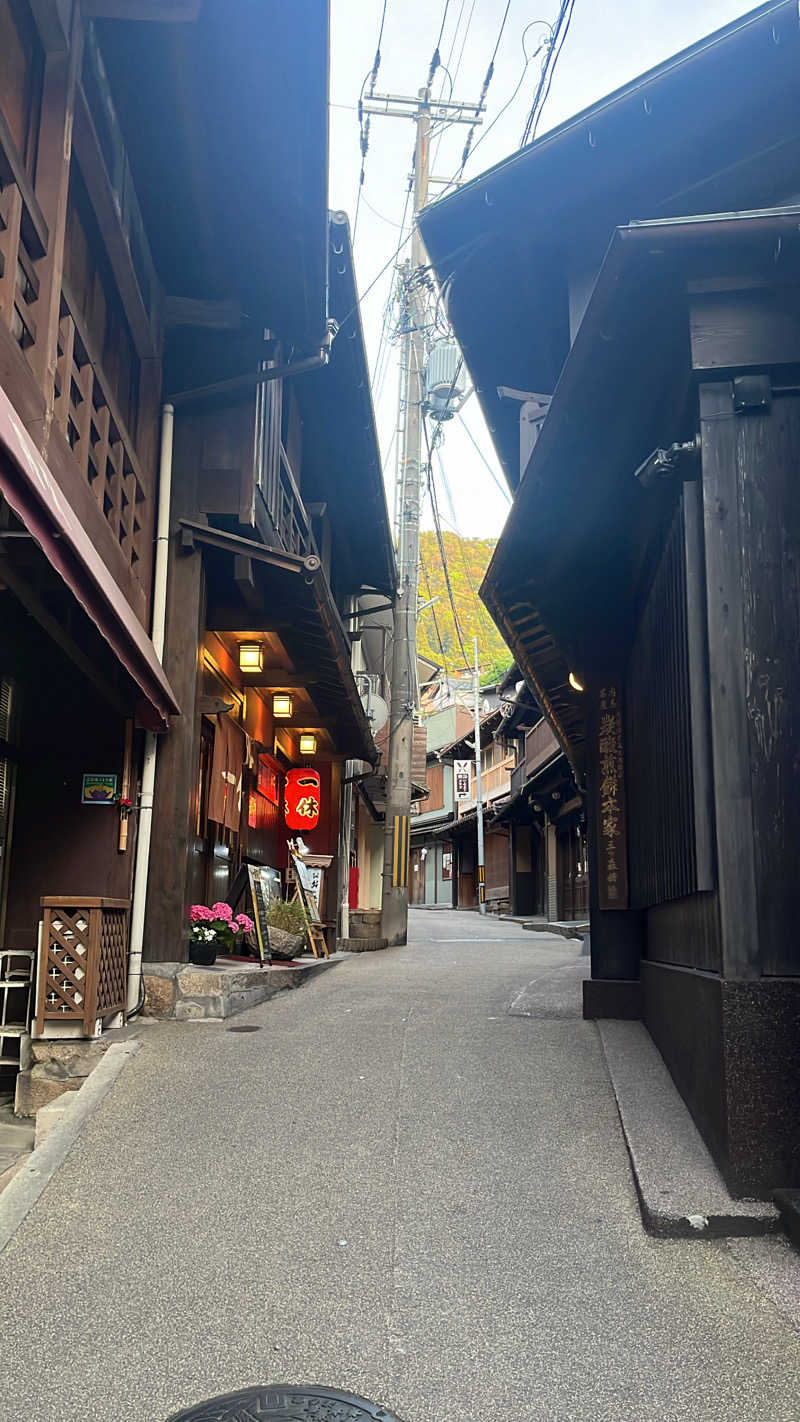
[239,642,264,672]
[299,733,317,756]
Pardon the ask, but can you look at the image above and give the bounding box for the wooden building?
[0,0,393,1076]
[420,0,800,1196]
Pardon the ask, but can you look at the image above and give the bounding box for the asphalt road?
[2,910,800,1421]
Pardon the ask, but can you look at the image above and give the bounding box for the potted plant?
[188,902,254,965]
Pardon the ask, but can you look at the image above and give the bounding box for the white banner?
[454,759,472,801]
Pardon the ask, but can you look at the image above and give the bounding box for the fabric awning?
[0,386,179,731]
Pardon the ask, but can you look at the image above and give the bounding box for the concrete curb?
[597,1021,779,1238]
[0,1040,141,1255]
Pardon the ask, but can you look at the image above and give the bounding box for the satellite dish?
[367,692,389,735]
[358,678,389,735]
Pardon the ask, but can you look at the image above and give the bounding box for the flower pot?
[188,941,217,966]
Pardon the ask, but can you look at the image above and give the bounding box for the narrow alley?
[2,912,799,1422]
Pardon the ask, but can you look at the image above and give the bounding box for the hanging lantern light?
[239,643,264,672]
[284,768,321,831]
[299,733,317,757]
[273,693,293,718]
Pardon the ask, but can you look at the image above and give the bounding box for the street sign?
[454,758,472,800]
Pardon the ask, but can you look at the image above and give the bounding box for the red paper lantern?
[284,767,321,831]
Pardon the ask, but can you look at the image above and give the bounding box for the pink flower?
[211,901,233,922]
[235,914,254,933]
[190,905,214,923]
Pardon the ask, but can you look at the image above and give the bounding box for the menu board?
[246,864,281,964]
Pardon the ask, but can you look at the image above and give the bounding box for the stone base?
[642,961,800,1198]
[583,977,642,1020]
[143,954,344,1020]
[14,1035,112,1118]
[348,910,382,940]
[338,936,389,953]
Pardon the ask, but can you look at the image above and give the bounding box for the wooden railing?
[0,109,49,374]
[55,279,149,582]
[457,754,515,815]
[255,372,317,559]
[525,717,559,776]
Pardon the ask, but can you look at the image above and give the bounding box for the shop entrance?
[557,824,589,920]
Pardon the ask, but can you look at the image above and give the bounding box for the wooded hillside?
[417,531,512,680]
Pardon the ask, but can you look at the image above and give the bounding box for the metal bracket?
[634,436,700,488]
[733,373,772,414]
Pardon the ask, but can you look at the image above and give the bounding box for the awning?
[183,519,378,762]
[0,387,179,731]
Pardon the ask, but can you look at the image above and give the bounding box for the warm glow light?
[239,642,263,672]
[299,733,317,756]
[568,672,585,693]
[273,693,293,718]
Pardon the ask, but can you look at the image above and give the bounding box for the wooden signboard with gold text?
[596,686,629,909]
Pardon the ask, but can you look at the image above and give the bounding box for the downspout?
[127,404,174,1013]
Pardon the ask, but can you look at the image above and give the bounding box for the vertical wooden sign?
[596,686,629,909]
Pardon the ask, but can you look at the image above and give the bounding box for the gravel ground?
[1,909,799,1422]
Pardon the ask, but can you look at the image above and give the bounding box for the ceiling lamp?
[568,672,585,692]
[299,733,317,757]
[273,693,293,718]
[239,642,264,672]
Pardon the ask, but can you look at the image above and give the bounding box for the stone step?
[339,937,389,953]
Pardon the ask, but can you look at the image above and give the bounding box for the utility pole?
[472,636,486,914]
[364,83,483,946]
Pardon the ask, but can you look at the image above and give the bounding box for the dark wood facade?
[421,1,800,1196]
[0,3,394,1005]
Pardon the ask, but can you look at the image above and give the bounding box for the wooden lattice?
[36,898,130,1037]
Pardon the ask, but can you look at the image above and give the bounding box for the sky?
[328,0,762,539]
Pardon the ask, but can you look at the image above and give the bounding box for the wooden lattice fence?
[36,897,129,1037]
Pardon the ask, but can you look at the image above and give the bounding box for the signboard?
[257,754,280,806]
[289,847,329,959]
[81,773,117,804]
[596,686,629,909]
[293,858,324,918]
[454,759,472,801]
[246,864,281,964]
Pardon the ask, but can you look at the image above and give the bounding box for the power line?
[456,0,513,174]
[353,0,391,241]
[456,410,512,503]
[419,542,450,671]
[460,20,550,174]
[521,0,576,145]
[422,415,470,667]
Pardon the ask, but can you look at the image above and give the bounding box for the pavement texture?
[1,909,800,1422]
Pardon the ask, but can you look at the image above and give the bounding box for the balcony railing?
[0,109,49,373]
[55,279,149,582]
[525,718,559,776]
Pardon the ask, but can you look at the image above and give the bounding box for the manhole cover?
[166,1387,404,1420]
[226,1024,261,1033]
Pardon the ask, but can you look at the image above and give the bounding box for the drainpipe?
[127,404,174,1013]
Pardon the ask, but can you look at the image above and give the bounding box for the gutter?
[169,321,338,407]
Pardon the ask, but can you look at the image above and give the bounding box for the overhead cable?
[353,0,391,240]
[520,0,576,145]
